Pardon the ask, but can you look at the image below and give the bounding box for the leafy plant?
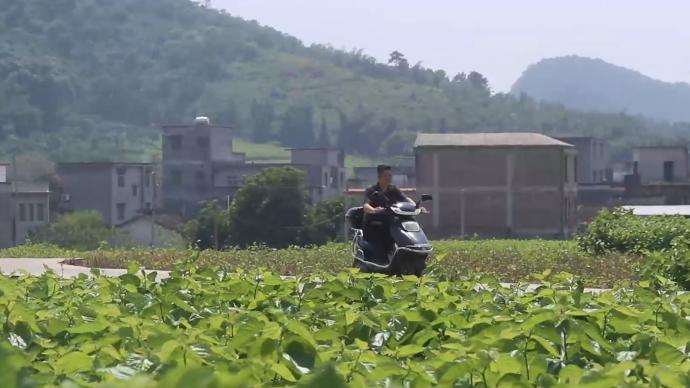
[577,207,690,255]
[1,240,640,288]
[29,211,117,250]
[1,266,690,386]
[228,167,307,248]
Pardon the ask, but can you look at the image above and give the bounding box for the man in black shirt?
[361,165,414,262]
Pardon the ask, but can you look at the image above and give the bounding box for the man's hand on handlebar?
[363,203,386,215]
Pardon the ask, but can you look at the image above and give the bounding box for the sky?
[215,0,690,92]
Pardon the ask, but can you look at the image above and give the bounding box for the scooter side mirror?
[416,194,433,208]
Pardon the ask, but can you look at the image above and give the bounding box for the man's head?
[377,164,393,187]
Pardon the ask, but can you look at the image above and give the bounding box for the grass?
[233,139,291,162]
[0,240,642,288]
[232,138,380,175]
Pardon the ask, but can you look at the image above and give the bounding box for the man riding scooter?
[361,165,416,263]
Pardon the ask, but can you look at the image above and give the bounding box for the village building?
[57,162,155,227]
[414,132,578,239]
[0,163,51,248]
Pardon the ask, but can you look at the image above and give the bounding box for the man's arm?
[363,202,384,214]
[392,187,415,204]
[363,188,384,214]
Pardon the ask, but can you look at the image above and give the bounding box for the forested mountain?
[512,56,690,123]
[1,0,689,162]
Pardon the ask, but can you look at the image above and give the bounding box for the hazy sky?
[216,0,690,92]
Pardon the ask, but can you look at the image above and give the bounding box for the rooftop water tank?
[194,116,210,126]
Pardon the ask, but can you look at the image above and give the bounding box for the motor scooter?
[346,194,433,276]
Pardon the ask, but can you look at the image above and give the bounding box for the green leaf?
[172,296,196,313]
[653,341,685,364]
[263,321,282,340]
[296,364,347,388]
[127,261,141,275]
[396,344,426,357]
[273,361,297,382]
[157,340,182,363]
[285,320,317,348]
[492,354,522,377]
[531,335,559,357]
[345,311,358,327]
[69,321,109,334]
[54,351,93,374]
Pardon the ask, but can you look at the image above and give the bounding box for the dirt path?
[0,258,608,293]
[0,258,170,279]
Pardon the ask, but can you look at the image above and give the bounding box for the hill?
[511,55,690,123]
[1,1,689,163]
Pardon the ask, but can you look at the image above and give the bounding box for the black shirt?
[364,183,407,207]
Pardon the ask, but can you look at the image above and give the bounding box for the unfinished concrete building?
[556,136,611,183]
[415,133,577,239]
[633,146,688,184]
[0,163,51,248]
[161,117,245,217]
[57,162,155,227]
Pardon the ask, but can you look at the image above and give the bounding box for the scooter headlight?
[402,221,421,232]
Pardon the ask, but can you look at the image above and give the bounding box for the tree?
[301,197,344,245]
[30,211,114,250]
[388,50,409,71]
[250,100,275,143]
[279,104,315,148]
[432,69,447,86]
[317,117,330,147]
[452,72,467,83]
[181,200,230,250]
[228,167,307,248]
[467,71,490,92]
[13,152,55,182]
[380,130,416,156]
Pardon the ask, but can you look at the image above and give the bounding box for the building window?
[169,135,182,150]
[145,202,151,210]
[171,169,182,186]
[323,172,328,186]
[116,203,126,221]
[196,171,205,181]
[664,161,675,182]
[132,184,138,197]
[339,172,344,187]
[37,204,45,222]
[117,168,126,187]
[197,136,209,148]
[18,204,26,222]
[29,204,35,222]
[226,176,240,187]
[633,161,639,175]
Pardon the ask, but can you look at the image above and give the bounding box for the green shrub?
[577,207,690,255]
[29,211,116,250]
[639,237,690,289]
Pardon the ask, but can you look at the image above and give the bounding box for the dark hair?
[377,164,392,176]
